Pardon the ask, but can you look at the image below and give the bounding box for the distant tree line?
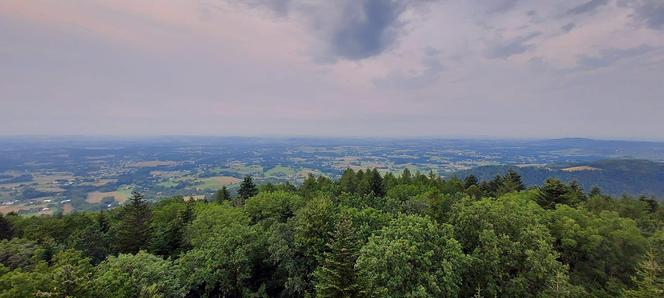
[0,169,663,297]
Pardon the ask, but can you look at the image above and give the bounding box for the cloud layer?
[1,0,663,139]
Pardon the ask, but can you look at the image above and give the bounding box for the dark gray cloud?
[486,32,541,59]
[633,0,664,30]
[561,22,576,32]
[329,0,408,60]
[232,0,292,16]
[234,0,429,61]
[576,45,654,69]
[476,0,521,14]
[565,0,609,16]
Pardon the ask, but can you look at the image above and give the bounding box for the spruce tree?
[97,210,109,233]
[623,250,664,298]
[368,169,385,197]
[339,168,357,194]
[0,214,13,240]
[401,168,412,184]
[215,186,231,203]
[238,175,258,202]
[314,216,361,297]
[504,169,525,191]
[464,175,479,189]
[537,178,570,209]
[114,191,151,254]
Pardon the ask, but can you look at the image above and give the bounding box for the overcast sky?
[1,0,664,139]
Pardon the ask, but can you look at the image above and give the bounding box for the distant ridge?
[455,158,664,198]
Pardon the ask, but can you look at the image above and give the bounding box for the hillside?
[456,158,664,197]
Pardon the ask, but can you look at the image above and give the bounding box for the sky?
[1,0,664,140]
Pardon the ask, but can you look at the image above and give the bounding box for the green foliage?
[547,205,648,294]
[367,169,385,197]
[498,169,525,195]
[0,215,12,240]
[450,191,574,297]
[356,215,465,297]
[537,178,583,209]
[464,174,478,189]
[47,249,95,297]
[622,250,664,298]
[244,191,304,225]
[112,191,151,254]
[294,197,337,259]
[214,186,231,203]
[186,202,249,247]
[0,238,46,270]
[0,262,51,298]
[177,223,268,297]
[149,198,193,257]
[93,251,185,297]
[238,175,259,202]
[313,216,361,297]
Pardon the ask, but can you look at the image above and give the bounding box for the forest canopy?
[1,169,663,297]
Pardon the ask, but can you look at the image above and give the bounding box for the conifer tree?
[314,216,361,297]
[355,170,372,196]
[215,186,231,203]
[0,214,13,240]
[368,169,385,197]
[114,191,151,254]
[301,174,319,198]
[504,169,525,191]
[623,250,664,298]
[238,175,258,202]
[464,175,479,189]
[537,178,571,209]
[339,168,357,194]
[97,210,109,234]
[401,168,412,184]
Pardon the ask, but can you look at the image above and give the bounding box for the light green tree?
[356,215,465,297]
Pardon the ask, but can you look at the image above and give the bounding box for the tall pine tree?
[215,186,231,203]
[0,214,13,240]
[238,175,258,202]
[339,168,357,194]
[314,216,361,297]
[113,191,151,254]
[368,169,385,197]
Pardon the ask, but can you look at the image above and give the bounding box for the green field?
[196,176,241,190]
[265,165,296,177]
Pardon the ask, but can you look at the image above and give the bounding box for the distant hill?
[455,159,664,198]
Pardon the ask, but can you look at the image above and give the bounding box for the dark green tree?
[314,216,361,297]
[400,168,412,184]
[502,169,525,192]
[464,175,478,189]
[113,191,151,254]
[71,224,109,264]
[537,178,573,209]
[238,175,258,202]
[97,210,110,234]
[215,186,231,203]
[0,214,13,240]
[368,169,385,197]
[339,168,357,194]
[300,174,319,199]
[623,250,664,298]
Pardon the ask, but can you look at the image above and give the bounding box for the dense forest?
[1,169,663,297]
